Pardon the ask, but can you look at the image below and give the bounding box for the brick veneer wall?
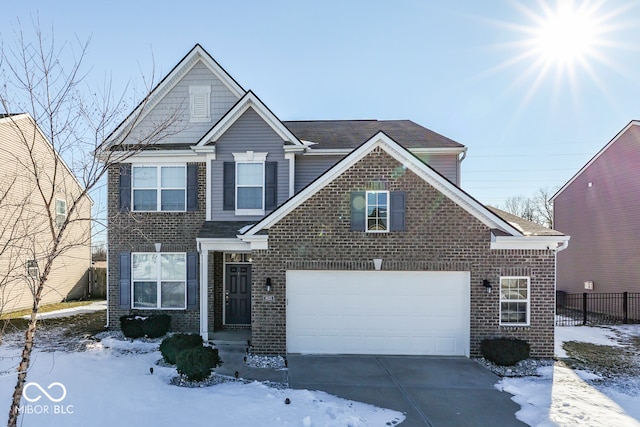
[107,162,206,332]
[250,147,556,357]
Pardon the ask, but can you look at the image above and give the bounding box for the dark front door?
[225,264,251,324]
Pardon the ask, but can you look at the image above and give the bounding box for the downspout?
[457,148,468,187]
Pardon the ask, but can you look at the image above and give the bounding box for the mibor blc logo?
[20,382,74,415]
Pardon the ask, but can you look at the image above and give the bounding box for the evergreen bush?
[480,338,531,366]
[176,346,223,382]
[120,314,171,338]
[160,333,203,364]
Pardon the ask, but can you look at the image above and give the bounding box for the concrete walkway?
[287,355,526,427]
[22,300,107,320]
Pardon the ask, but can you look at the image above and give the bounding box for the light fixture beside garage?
[265,277,273,293]
[373,258,383,271]
[482,279,492,294]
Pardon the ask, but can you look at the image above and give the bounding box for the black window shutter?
[186,164,198,211]
[119,164,131,212]
[186,252,198,309]
[265,161,277,210]
[350,192,366,231]
[389,192,406,231]
[223,162,235,210]
[119,252,131,309]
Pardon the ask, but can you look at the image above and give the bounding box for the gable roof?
[104,44,245,147]
[195,90,303,146]
[552,120,640,201]
[283,119,465,150]
[242,131,522,238]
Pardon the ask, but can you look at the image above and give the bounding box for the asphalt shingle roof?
[487,206,565,236]
[198,221,257,239]
[283,120,464,149]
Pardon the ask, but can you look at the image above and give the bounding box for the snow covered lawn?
[498,324,640,427]
[0,335,404,426]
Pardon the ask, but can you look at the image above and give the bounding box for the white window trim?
[55,198,67,228]
[499,276,531,326]
[365,190,389,233]
[131,252,187,310]
[233,151,268,216]
[132,165,187,212]
[189,85,211,122]
[26,260,39,278]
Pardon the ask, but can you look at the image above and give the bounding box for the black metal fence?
[556,291,640,326]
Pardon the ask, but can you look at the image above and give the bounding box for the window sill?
[131,307,187,311]
[235,209,265,216]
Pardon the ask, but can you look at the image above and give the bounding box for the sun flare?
[533,2,600,66]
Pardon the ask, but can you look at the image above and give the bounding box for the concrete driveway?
[287,355,526,427]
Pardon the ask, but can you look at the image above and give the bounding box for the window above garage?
[350,191,405,232]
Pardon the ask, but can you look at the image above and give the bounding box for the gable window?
[189,86,211,122]
[367,191,388,232]
[55,199,67,227]
[132,253,186,309]
[500,277,530,326]
[132,165,186,211]
[351,191,405,232]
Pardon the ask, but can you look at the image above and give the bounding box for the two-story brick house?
[106,45,569,357]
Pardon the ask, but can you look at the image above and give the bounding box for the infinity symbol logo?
[23,382,67,403]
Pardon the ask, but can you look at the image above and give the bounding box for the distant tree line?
[500,186,557,229]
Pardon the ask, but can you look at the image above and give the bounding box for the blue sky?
[3,0,640,236]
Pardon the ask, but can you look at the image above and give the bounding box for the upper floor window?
[55,199,67,227]
[367,191,388,232]
[500,277,530,326]
[132,165,186,211]
[189,86,211,122]
[350,191,405,232]
[237,162,265,213]
[224,151,274,216]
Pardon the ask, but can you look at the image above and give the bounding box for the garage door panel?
[286,270,470,356]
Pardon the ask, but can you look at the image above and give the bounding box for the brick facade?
[107,162,206,332]
[249,147,556,357]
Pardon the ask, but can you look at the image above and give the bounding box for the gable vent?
[189,86,211,122]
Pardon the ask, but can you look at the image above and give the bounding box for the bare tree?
[502,195,538,223]
[501,186,559,228]
[0,20,181,426]
[533,186,556,228]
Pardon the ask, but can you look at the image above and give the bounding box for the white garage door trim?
[286,270,470,356]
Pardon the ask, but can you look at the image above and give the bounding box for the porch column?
[199,249,209,340]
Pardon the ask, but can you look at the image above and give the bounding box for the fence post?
[582,293,588,325]
[623,291,628,324]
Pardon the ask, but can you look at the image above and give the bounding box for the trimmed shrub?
[144,314,171,338]
[176,346,223,382]
[480,338,531,366]
[120,314,171,338]
[160,333,203,365]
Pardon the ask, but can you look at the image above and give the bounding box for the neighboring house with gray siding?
[553,121,640,295]
[105,44,568,358]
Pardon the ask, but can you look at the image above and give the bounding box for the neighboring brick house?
[553,121,640,295]
[0,114,92,312]
[106,44,569,357]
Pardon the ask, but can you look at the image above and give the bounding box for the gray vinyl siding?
[295,155,345,192]
[210,108,289,221]
[415,153,460,185]
[294,152,460,192]
[555,124,640,294]
[126,61,240,145]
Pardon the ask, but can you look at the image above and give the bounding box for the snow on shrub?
[120,314,171,338]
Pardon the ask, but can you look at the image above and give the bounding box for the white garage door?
[286,270,470,356]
